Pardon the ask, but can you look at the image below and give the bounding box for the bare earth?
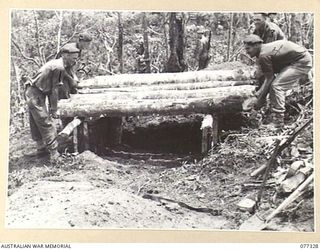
[6,125,314,231]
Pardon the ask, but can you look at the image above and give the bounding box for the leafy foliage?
[10,11,314,130]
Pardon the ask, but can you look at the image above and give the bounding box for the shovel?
[239,173,314,231]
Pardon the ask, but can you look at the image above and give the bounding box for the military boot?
[49,149,63,164]
[24,141,49,158]
[262,108,272,124]
[271,112,284,128]
[260,112,284,131]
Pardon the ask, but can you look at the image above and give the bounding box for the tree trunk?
[56,10,63,55]
[285,13,291,39]
[78,69,255,88]
[58,85,255,117]
[78,80,256,94]
[33,10,45,65]
[117,12,124,73]
[70,86,254,101]
[142,13,151,73]
[12,60,22,103]
[165,12,186,72]
[162,13,169,61]
[290,14,299,43]
[227,13,233,61]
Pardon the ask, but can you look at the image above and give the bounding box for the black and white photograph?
[6,10,314,231]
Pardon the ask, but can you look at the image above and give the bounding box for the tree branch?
[60,23,80,48]
[33,10,45,65]
[56,10,63,54]
[11,39,41,67]
[148,27,162,36]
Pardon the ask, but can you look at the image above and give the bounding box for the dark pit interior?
[83,113,248,156]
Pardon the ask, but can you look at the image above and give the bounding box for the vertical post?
[73,126,78,154]
[201,114,219,154]
[201,126,209,154]
[212,113,219,146]
[83,120,90,151]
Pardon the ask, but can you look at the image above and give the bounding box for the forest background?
[9,11,314,132]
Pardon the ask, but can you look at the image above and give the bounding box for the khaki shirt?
[30,58,70,113]
[253,21,285,44]
[257,40,310,76]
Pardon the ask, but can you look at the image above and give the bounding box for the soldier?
[243,34,312,129]
[196,27,211,70]
[56,32,92,99]
[267,13,279,25]
[25,45,80,162]
[253,12,285,43]
[135,40,150,74]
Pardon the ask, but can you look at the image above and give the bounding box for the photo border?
[0,0,319,243]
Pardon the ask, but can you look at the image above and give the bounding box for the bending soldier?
[25,45,80,162]
[56,32,92,99]
[243,34,312,129]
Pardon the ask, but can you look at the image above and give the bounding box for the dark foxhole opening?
[85,113,249,158]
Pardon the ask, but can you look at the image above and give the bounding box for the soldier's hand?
[253,98,265,110]
[51,112,60,119]
[242,96,258,112]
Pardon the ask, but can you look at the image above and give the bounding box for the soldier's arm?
[48,87,59,118]
[63,69,79,89]
[254,55,275,109]
[277,28,285,40]
[48,68,62,117]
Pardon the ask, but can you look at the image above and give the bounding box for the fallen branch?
[256,139,281,204]
[265,173,314,223]
[142,193,221,215]
[251,118,313,177]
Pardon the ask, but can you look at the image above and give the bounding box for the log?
[72,86,254,101]
[78,80,256,94]
[78,69,256,89]
[58,85,256,117]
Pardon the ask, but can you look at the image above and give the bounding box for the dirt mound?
[6,175,229,229]
[7,115,314,231]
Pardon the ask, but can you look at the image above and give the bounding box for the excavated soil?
[6,113,314,231]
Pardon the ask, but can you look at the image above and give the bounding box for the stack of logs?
[58,69,257,153]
